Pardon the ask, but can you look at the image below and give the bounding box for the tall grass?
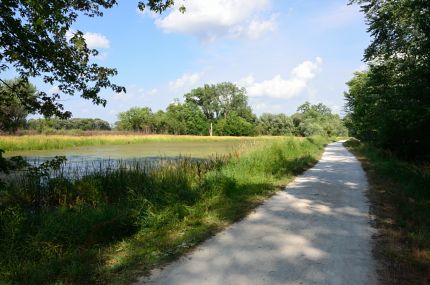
[0,136,329,284]
[0,134,285,152]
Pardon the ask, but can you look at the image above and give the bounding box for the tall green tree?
[215,112,255,136]
[152,110,168,134]
[0,79,36,133]
[257,113,294,136]
[185,82,255,123]
[347,0,430,158]
[165,101,209,135]
[344,71,375,140]
[292,102,347,137]
[116,107,154,132]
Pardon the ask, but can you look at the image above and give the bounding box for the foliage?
[116,82,262,136]
[0,150,28,176]
[347,0,430,160]
[185,82,255,122]
[28,118,111,132]
[0,137,328,284]
[0,1,174,119]
[291,102,348,137]
[0,1,177,182]
[215,112,256,136]
[257,113,294,136]
[0,79,37,133]
[115,102,209,135]
[164,101,209,135]
[116,107,154,132]
[115,85,346,138]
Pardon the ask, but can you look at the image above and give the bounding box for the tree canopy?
[0,0,175,118]
[184,82,255,123]
[0,78,36,133]
[292,102,347,137]
[28,117,111,132]
[346,0,430,159]
[257,113,294,136]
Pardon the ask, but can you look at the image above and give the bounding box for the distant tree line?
[27,118,111,132]
[0,79,112,134]
[115,82,347,137]
[0,80,347,137]
[345,0,430,160]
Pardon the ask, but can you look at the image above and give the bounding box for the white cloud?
[249,98,292,115]
[83,32,110,49]
[153,0,276,41]
[245,15,277,39]
[292,57,323,79]
[239,57,323,99]
[66,30,110,53]
[169,72,201,90]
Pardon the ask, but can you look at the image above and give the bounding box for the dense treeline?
[116,83,347,137]
[0,81,347,137]
[344,2,430,283]
[27,118,111,132]
[0,79,112,133]
[345,0,430,160]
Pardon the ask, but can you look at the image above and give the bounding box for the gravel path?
[136,141,378,285]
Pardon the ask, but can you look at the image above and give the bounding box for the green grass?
[0,134,284,152]
[344,138,430,284]
[0,136,329,284]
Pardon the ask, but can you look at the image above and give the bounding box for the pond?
[4,140,258,178]
[6,140,254,160]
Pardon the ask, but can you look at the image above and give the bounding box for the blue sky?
[31,0,370,123]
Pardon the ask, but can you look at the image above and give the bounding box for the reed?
[0,134,287,152]
[0,136,329,284]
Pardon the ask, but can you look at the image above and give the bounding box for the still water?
[5,141,254,178]
[7,140,249,160]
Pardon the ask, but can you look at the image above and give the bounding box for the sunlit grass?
[0,134,292,152]
[0,136,329,284]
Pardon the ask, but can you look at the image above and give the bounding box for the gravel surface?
[135,141,378,285]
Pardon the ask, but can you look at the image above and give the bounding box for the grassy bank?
[0,134,283,152]
[0,136,329,284]
[344,139,430,284]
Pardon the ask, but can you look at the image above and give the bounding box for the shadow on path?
[136,142,378,285]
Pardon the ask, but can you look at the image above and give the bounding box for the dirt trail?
[135,141,377,285]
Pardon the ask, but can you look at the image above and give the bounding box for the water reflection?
[19,156,204,180]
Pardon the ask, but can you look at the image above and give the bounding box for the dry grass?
[345,139,430,285]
